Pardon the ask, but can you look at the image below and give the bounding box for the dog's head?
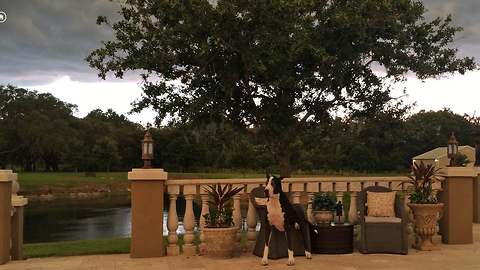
[264,173,284,199]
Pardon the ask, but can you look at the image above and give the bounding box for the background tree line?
[1,84,479,174]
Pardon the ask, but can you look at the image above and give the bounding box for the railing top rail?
[164,176,409,186]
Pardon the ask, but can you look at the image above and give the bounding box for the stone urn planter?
[202,226,239,258]
[407,203,444,251]
[315,210,333,225]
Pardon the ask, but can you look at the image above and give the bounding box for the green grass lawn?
[23,238,132,259]
[16,171,400,193]
[23,231,235,259]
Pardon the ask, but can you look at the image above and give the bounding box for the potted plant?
[401,161,444,251]
[310,191,337,225]
[201,182,244,257]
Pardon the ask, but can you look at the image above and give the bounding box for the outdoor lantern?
[447,131,459,167]
[142,130,154,169]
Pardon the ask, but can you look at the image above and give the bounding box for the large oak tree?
[87,0,477,176]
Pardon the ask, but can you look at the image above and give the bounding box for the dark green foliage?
[456,153,471,167]
[87,0,477,177]
[311,191,337,213]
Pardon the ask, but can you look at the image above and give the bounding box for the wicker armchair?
[249,186,311,259]
[357,186,408,255]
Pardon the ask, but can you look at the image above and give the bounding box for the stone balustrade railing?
[164,176,438,256]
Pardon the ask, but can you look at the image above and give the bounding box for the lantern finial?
[142,130,154,169]
[447,131,458,167]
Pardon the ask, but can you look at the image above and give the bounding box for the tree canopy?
[87,0,477,176]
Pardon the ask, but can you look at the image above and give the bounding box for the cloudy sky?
[0,0,479,125]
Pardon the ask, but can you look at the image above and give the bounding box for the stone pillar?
[438,167,476,244]
[0,170,14,265]
[473,168,480,223]
[10,177,27,261]
[128,168,167,258]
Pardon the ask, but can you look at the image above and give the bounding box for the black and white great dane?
[262,173,312,266]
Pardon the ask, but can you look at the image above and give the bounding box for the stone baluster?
[348,182,360,237]
[166,185,180,256]
[334,191,344,223]
[232,184,243,252]
[399,181,416,246]
[182,185,197,256]
[291,183,303,204]
[245,185,258,252]
[199,187,209,244]
[431,186,442,245]
[348,192,359,236]
[306,183,320,224]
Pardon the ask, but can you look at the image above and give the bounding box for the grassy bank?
[16,172,268,194]
[23,232,217,259]
[23,238,132,259]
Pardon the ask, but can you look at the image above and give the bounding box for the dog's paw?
[287,259,295,266]
[305,251,312,259]
[261,259,268,266]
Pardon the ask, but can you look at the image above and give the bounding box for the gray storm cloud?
[0,0,478,86]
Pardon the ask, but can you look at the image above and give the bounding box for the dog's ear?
[266,171,270,180]
[278,177,284,182]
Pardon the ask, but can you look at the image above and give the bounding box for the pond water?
[24,194,201,243]
[23,194,255,244]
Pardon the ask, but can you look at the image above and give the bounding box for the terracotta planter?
[407,203,444,251]
[315,210,333,225]
[202,226,239,258]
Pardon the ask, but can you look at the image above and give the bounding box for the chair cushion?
[366,191,396,217]
[254,197,268,206]
[365,216,402,223]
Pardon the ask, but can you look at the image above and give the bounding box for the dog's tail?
[303,219,318,234]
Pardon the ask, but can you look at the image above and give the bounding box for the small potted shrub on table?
[202,183,244,257]
[310,191,337,225]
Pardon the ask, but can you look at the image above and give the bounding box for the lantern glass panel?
[148,143,153,154]
[143,143,148,154]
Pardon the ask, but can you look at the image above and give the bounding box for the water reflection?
[24,194,203,244]
[24,195,133,243]
[24,194,256,244]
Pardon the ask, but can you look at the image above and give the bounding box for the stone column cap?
[128,168,168,181]
[12,195,28,207]
[438,167,479,177]
[0,170,17,182]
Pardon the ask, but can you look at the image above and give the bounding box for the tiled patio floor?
[2,224,480,270]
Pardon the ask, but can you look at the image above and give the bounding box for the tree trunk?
[278,147,292,178]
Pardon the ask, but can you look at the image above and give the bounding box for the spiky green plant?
[203,183,244,228]
[401,161,441,204]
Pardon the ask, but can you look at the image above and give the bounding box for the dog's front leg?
[261,225,271,266]
[285,228,295,266]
